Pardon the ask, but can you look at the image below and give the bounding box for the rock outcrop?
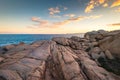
[0,30,120,80]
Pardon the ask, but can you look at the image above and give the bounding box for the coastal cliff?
[0,30,120,80]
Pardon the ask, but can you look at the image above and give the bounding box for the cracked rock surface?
[0,30,120,80]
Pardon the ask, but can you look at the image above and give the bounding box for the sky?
[0,0,120,34]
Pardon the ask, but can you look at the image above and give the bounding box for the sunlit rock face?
[0,30,120,80]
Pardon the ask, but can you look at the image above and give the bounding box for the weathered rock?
[75,50,119,80]
[0,57,4,62]
[0,31,120,80]
[84,30,107,41]
[71,36,81,42]
[99,52,106,59]
[91,42,98,47]
[105,50,114,59]
[90,47,101,54]
[0,47,6,54]
[0,70,22,80]
[99,32,120,58]
[52,37,70,46]
[19,42,25,45]
[3,44,15,51]
[52,37,82,50]
[88,47,101,60]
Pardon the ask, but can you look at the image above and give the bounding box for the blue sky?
[0,0,120,34]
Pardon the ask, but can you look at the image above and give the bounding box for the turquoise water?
[0,34,84,46]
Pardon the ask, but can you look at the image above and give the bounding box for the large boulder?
[99,32,120,58]
[84,30,107,41]
[52,37,70,46]
[52,37,82,50]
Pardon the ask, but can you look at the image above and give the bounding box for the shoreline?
[0,34,84,47]
[0,30,120,80]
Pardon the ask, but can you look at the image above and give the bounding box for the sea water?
[0,34,84,46]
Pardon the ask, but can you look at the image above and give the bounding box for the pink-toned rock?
[0,70,22,80]
[52,37,70,46]
[0,35,119,80]
[4,44,15,51]
[99,32,120,58]
[0,57,4,62]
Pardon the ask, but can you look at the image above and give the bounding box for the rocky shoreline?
[0,30,120,80]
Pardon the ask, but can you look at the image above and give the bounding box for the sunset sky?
[0,0,120,34]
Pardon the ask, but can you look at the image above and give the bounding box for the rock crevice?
[0,30,120,80]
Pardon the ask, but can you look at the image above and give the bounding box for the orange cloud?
[85,0,106,13]
[29,15,102,28]
[85,0,95,13]
[103,3,108,7]
[99,0,105,4]
[108,23,120,26]
[85,0,120,13]
[30,17,69,28]
[111,0,120,7]
[32,17,49,24]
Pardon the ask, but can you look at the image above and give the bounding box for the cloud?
[111,0,120,7]
[48,6,68,18]
[88,15,103,19]
[107,23,120,26]
[63,7,68,10]
[68,16,87,21]
[48,7,60,15]
[30,17,69,28]
[115,7,120,12]
[85,0,120,13]
[29,15,102,29]
[68,15,102,21]
[85,0,105,13]
[32,17,49,24]
[50,15,61,18]
[85,3,94,13]
[102,3,108,7]
[64,14,76,18]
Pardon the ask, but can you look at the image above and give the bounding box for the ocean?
[0,34,84,46]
